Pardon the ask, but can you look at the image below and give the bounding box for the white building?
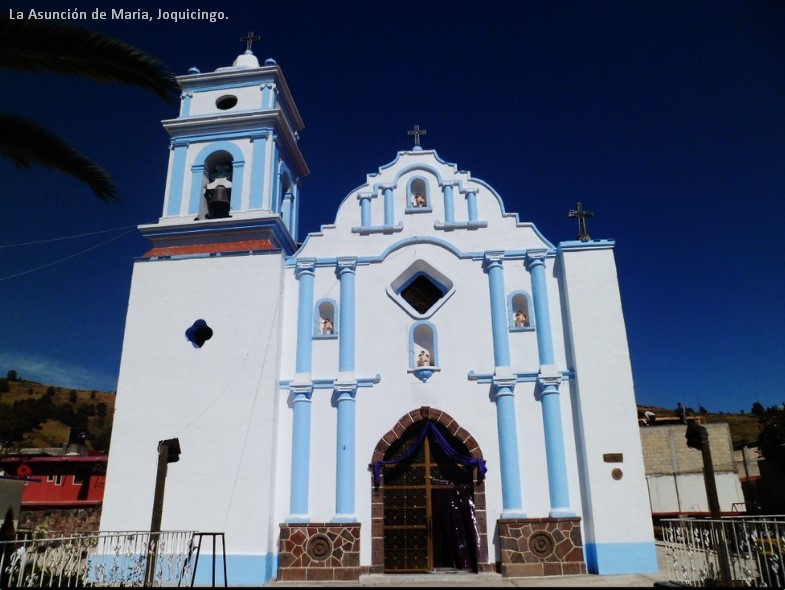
[100,45,658,585]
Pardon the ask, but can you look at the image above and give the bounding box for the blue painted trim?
[584,542,659,575]
[466,190,478,222]
[442,183,455,223]
[541,386,572,513]
[351,223,404,234]
[495,386,525,515]
[337,260,356,372]
[279,375,381,390]
[166,144,188,217]
[181,78,276,93]
[527,256,555,366]
[526,252,572,514]
[405,206,433,214]
[557,239,616,252]
[468,370,574,384]
[289,387,313,519]
[192,553,270,586]
[383,187,394,226]
[249,137,267,209]
[484,254,511,367]
[181,92,192,117]
[358,194,372,227]
[334,386,357,519]
[167,128,273,144]
[434,220,488,230]
[294,263,315,374]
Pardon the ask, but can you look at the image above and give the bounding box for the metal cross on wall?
[408,124,427,147]
[241,31,260,51]
[568,202,594,242]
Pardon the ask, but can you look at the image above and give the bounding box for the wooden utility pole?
[685,423,734,585]
[145,438,180,587]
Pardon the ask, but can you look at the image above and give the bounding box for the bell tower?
[100,40,309,581]
[143,37,309,256]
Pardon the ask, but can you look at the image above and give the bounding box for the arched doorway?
[370,408,488,574]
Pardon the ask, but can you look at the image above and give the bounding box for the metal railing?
[0,530,197,587]
[662,516,785,587]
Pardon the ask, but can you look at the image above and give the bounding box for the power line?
[0,225,140,249]
[0,227,138,281]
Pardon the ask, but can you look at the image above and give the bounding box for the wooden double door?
[382,422,479,573]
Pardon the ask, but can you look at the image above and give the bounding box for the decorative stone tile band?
[498,517,586,577]
[277,523,364,582]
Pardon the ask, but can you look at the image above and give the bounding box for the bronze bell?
[205,185,231,219]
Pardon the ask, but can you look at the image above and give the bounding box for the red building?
[0,450,107,533]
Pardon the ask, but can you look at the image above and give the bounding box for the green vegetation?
[0,374,114,451]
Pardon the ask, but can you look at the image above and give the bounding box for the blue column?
[294,260,315,374]
[334,258,357,521]
[337,259,356,373]
[525,251,573,516]
[484,252,525,517]
[288,383,313,521]
[188,164,205,216]
[358,195,372,228]
[249,135,267,210]
[166,144,187,216]
[383,187,394,227]
[282,192,294,236]
[288,259,316,521]
[442,184,455,224]
[466,190,478,222]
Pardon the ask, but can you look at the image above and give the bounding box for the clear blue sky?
[1,0,783,414]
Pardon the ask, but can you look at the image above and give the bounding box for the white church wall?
[100,254,286,560]
[557,245,657,574]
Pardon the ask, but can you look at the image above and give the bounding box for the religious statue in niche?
[321,318,334,335]
[416,350,431,367]
[412,192,426,208]
[514,310,528,327]
[204,163,233,219]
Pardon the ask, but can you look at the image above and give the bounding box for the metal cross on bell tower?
[241,31,260,52]
[407,124,427,148]
[568,202,594,242]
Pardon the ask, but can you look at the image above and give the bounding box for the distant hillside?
[0,375,115,452]
[637,403,761,447]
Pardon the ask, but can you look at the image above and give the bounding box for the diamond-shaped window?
[387,260,454,319]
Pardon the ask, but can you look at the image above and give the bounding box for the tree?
[0,17,179,200]
[758,404,785,473]
[751,401,765,417]
[0,379,8,394]
[6,370,18,381]
[69,389,78,404]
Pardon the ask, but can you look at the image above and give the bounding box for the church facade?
[99,45,658,585]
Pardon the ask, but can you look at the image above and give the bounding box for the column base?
[497,516,586,577]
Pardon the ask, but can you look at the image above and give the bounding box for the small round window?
[216,95,238,110]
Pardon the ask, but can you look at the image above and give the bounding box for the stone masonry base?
[498,517,587,577]
[277,523,365,582]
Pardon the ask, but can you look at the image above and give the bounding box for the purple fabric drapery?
[371,420,487,486]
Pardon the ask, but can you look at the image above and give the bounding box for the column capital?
[336,257,357,275]
[295,258,316,277]
[524,249,548,271]
[356,192,375,202]
[483,251,504,270]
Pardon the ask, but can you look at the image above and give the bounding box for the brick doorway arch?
[369,406,491,574]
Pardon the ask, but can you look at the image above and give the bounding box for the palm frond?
[0,113,118,201]
[0,17,180,103]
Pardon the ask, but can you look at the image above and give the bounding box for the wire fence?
[0,530,198,587]
[662,515,785,587]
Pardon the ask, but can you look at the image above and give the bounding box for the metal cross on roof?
[241,31,260,51]
[408,124,427,147]
[568,201,595,242]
